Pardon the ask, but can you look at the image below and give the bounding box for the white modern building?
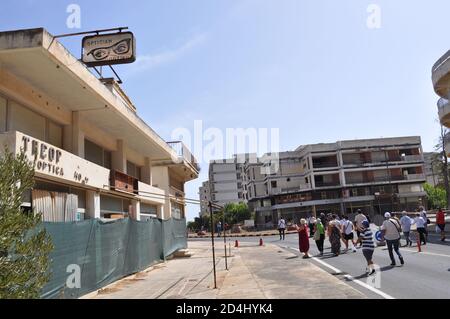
[0,28,199,222]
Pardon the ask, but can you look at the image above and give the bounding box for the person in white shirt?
[278,218,286,240]
[400,211,413,247]
[341,216,356,252]
[413,213,427,245]
[419,206,429,237]
[381,212,404,266]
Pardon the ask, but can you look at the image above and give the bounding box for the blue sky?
[1,0,449,221]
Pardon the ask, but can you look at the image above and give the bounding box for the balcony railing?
[438,98,449,112]
[315,181,341,187]
[167,141,200,173]
[346,174,425,184]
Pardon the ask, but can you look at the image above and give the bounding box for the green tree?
[434,125,450,207]
[424,183,447,209]
[0,148,53,299]
[223,202,251,224]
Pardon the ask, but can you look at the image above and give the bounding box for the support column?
[86,190,100,219]
[338,151,346,187]
[72,111,85,158]
[157,205,164,220]
[112,139,126,172]
[132,200,141,221]
[141,157,152,185]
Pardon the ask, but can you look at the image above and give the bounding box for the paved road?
[190,231,450,299]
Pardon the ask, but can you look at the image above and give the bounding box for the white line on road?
[282,245,395,300]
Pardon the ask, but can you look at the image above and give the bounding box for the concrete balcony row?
[167,141,200,173]
[438,98,450,128]
[432,50,450,99]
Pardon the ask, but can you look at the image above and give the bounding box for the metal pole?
[223,208,228,271]
[209,201,217,289]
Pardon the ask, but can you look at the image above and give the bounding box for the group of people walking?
[277,206,447,276]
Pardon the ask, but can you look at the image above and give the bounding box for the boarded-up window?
[48,121,63,148]
[10,101,46,140]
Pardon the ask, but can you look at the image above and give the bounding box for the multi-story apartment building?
[206,155,253,211]
[198,181,211,216]
[249,137,426,229]
[0,28,199,222]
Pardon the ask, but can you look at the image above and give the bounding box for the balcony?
[167,141,200,173]
[346,174,425,185]
[314,181,341,188]
[438,98,450,127]
[432,50,450,99]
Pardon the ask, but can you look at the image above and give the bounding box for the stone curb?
[188,230,298,239]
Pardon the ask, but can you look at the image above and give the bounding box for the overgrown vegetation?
[0,148,53,299]
[424,183,447,209]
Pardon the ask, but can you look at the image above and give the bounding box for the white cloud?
[127,33,207,76]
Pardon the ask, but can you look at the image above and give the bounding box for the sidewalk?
[86,241,365,299]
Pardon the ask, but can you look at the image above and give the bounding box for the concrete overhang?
[0,28,181,163]
[432,50,450,98]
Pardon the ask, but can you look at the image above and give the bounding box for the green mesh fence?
[40,217,186,299]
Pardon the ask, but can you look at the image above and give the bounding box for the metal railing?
[438,98,449,112]
[167,141,200,172]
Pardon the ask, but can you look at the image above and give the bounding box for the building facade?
[433,50,450,153]
[249,137,426,229]
[198,181,211,217]
[0,28,199,222]
[200,137,427,228]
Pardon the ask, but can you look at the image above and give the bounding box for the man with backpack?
[381,212,405,267]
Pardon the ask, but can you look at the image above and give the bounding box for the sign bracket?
[52,27,130,84]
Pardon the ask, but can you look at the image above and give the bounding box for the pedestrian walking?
[328,220,341,256]
[308,216,316,238]
[354,209,368,247]
[419,206,429,237]
[341,216,356,252]
[413,213,427,245]
[278,217,286,240]
[297,219,310,258]
[436,208,446,242]
[357,220,376,275]
[381,212,404,266]
[216,221,222,237]
[400,211,413,247]
[314,218,325,256]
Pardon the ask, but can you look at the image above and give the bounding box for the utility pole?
[223,206,228,271]
[209,201,217,289]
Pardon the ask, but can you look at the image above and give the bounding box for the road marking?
[282,245,395,300]
[400,249,450,258]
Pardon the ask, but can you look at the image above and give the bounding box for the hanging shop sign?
[82,32,136,67]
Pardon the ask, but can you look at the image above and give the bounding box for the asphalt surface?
[190,230,450,299]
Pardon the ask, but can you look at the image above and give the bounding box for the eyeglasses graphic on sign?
[87,39,131,61]
[82,32,136,67]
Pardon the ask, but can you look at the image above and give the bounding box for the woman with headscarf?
[328,220,341,256]
[313,218,325,256]
[297,219,310,258]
